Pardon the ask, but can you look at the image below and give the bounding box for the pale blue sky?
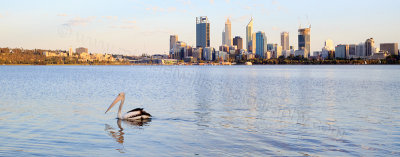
[0,0,399,55]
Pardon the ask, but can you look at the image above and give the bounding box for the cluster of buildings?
[43,47,116,62]
[315,39,399,60]
[169,16,399,63]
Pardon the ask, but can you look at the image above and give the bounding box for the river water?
[0,65,399,156]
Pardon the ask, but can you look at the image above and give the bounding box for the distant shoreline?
[2,63,399,66]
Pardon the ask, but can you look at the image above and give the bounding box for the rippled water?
[0,65,399,156]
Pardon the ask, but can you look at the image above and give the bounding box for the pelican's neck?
[118,97,125,119]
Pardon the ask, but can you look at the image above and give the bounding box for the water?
[0,65,399,156]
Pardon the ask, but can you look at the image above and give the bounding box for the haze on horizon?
[0,0,399,55]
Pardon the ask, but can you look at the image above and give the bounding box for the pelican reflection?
[104,119,152,144]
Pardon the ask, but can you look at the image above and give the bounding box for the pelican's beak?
[105,94,122,114]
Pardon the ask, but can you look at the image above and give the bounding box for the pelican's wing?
[123,108,142,119]
[127,108,143,113]
[141,110,152,117]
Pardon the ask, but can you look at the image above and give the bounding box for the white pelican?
[105,92,151,121]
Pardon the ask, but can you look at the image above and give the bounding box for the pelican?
[105,92,151,121]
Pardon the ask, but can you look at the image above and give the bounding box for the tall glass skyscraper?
[246,18,253,52]
[298,27,310,58]
[196,16,210,48]
[255,31,267,59]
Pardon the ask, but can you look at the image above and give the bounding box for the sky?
[0,0,399,55]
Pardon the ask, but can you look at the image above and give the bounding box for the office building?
[281,32,289,51]
[203,47,214,61]
[298,27,311,58]
[276,45,282,58]
[365,38,374,56]
[246,18,254,52]
[356,42,366,57]
[349,44,357,58]
[252,33,256,53]
[196,16,210,48]
[335,44,349,59]
[324,39,334,51]
[380,43,398,55]
[233,36,243,50]
[223,18,232,46]
[170,35,178,56]
[221,31,225,46]
[255,31,267,58]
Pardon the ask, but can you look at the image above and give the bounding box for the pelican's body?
[105,92,151,121]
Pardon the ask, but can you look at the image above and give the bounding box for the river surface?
[0,65,399,156]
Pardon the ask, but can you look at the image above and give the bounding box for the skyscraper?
[221,31,225,45]
[252,33,256,53]
[324,39,334,51]
[224,18,232,46]
[349,44,357,58]
[196,16,210,48]
[335,44,349,59]
[298,27,311,58]
[365,38,374,56]
[281,32,289,51]
[380,43,398,55]
[233,36,243,50]
[255,31,267,58]
[246,18,253,52]
[170,35,178,56]
[356,42,366,57]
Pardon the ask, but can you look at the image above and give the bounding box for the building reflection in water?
[104,119,151,153]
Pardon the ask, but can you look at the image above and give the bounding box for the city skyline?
[0,0,399,55]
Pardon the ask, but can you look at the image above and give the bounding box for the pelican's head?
[105,92,126,114]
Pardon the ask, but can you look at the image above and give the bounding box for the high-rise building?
[365,38,374,56]
[298,27,311,58]
[335,44,349,59]
[246,18,254,52]
[76,47,88,54]
[356,42,366,57]
[281,32,289,51]
[349,44,357,58]
[175,41,187,60]
[203,47,214,61]
[380,43,399,55]
[255,31,267,58]
[233,36,243,50]
[170,35,178,56]
[221,31,225,45]
[252,33,256,53]
[224,18,232,46]
[324,39,334,51]
[196,16,210,48]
